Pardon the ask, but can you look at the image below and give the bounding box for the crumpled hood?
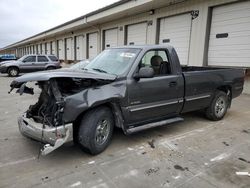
[10,68,117,87]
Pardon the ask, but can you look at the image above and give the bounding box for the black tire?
[8,67,19,77]
[78,106,114,155]
[46,66,56,70]
[205,91,229,121]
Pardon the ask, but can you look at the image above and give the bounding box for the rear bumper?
[18,114,73,145]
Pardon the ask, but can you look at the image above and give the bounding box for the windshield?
[70,60,90,70]
[85,48,140,76]
[18,55,28,61]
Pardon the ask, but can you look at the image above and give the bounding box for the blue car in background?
[0,54,16,62]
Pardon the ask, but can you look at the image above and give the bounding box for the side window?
[140,50,170,76]
[38,56,49,62]
[23,56,36,62]
[48,55,58,61]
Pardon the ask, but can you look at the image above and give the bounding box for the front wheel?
[78,106,114,155]
[8,67,19,77]
[205,91,229,121]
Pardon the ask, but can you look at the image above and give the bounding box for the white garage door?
[208,1,250,67]
[57,39,65,60]
[41,44,46,54]
[36,45,39,54]
[34,46,36,54]
[127,22,147,45]
[88,32,98,59]
[104,28,118,49]
[31,46,34,54]
[66,38,74,60]
[159,13,192,65]
[51,41,56,55]
[46,42,51,55]
[76,35,85,60]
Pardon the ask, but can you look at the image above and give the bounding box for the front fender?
[63,81,127,123]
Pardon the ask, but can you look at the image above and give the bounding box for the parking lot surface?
[0,74,250,188]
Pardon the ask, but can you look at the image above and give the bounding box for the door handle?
[169,81,177,87]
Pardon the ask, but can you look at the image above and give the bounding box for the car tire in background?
[7,67,19,77]
[78,106,114,155]
[205,90,229,121]
[46,66,56,70]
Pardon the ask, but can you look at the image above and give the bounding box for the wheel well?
[216,85,232,106]
[217,85,231,94]
[46,66,56,69]
[7,66,19,71]
[72,102,125,143]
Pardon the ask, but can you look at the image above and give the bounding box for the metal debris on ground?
[148,139,155,148]
[236,172,250,177]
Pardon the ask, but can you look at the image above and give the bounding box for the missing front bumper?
[18,114,73,155]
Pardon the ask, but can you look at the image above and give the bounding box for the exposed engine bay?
[15,77,112,127]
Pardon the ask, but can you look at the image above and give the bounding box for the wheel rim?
[10,69,17,76]
[95,119,110,145]
[215,96,226,117]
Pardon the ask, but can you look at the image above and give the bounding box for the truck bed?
[180,66,245,113]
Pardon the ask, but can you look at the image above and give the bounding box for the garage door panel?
[66,38,74,60]
[208,1,250,67]
[41,44,46,54]
[209,44,250,51]
[210,31,250,39]
[88,32,98,59]
[210,23,250,35]
[213,3,250,15]
[209,57,250,64]
[51,41,56,55]
[127,23,147,45]
[46,43,51,54]
[212,15,250,28]
[209,50,250,58]
[213,9,250,22]
[209,36,250,46]
[58,40,64,60]
[76,35,85,60]
[159,13,192,65]
[104,28,118,49]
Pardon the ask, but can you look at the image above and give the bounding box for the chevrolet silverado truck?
[9,45,245,155]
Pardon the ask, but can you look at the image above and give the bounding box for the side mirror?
[134,67,154,79]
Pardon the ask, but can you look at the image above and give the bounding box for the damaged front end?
[13,79,73,155]
[9,69,117,155]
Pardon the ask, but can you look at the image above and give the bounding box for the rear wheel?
[205,91,229,121]
[78,106,114,155]
[46,66,55,70]
[8,67,19,77]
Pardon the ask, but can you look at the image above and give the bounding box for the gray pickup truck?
[0,54,60,77]
[10,45,244,155]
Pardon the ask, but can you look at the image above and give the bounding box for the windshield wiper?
[91,68,118,77]
[92,68,108,73]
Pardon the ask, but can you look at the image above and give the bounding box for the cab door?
[125,49,184,126]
